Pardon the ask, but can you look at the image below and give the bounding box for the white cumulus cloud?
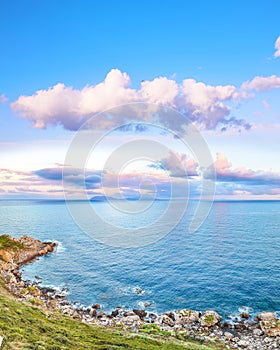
[11,69,251,131]
[241,75,280,92]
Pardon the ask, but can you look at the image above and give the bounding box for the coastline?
[0,234,279,350]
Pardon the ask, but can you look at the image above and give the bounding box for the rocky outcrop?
[0,234,56,295]
[256,312,280,337]
[0,235,55,269]
[200,310,222,327]
[175,309,200,324]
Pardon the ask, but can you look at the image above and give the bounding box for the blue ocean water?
[0,199,279,319]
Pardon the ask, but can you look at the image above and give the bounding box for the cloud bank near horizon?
[11,69,280,132]
[1,151,280,200]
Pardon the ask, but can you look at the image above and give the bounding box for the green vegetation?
[0,291,224,350]
[20,286,41,296]
[0,235,24,251]
[140,323,162,334]
[203,315,214,325]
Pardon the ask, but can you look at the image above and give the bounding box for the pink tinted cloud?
[0,168,63,197]
[11,69,251,131]
[0,94,8,104]
[213,153,280,184]
[160,150,198,177]
[241,75,280,92]
[140,77,178,105]
[179,79,241,129]
[11,69,138,130]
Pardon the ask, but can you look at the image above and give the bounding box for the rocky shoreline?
[0,235,280,350]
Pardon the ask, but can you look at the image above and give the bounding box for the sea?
[0,199,279,321]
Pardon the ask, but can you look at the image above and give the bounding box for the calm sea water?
[0,199,279,320]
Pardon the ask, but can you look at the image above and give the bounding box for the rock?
[164,311,175,321]
[256,311,276,321]
[224,331,234,339]
[134,287,144,295]
[133,309,147,319]
[156,314,175,326]
[55,295,67,300]
[247,320,257,328]
[97,314,110,325]
[92,304,101,310]
[124,311,135,317]
[175,309,200,324]
[234,323,247,330]
[111,309,119,317]
[122,314,141,328]
[222,322,233,328]
[232,337,240,343]
[40,286,56,294]
[200,310,222,327]
[144,302,152,307]
[0,250,13,263]
[89,308,97,317]
[259,319,280,337]
[240,312,250,319]
[96,312,106,319]
[253,328,263,336]
[148,312,157,320]
[237,339,249,348]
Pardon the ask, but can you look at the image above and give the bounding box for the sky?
[0,0,280,200]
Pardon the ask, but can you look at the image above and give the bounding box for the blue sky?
[0,0,280,199]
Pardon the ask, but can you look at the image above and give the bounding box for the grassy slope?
[0,235,24,251]
[0,291,225,350]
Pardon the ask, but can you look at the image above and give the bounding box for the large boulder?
[122,314,141,329]
[255,311,276,321]
[200,310,222,327]
[259,319,280,337]
[133,309,147,319]
[156,314,175,327]
[255,312,280,336]
[175,309,200,325]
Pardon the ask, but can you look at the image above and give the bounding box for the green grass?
[0,292,224,350]
[203,315,214,325]
[0,235,25,251]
